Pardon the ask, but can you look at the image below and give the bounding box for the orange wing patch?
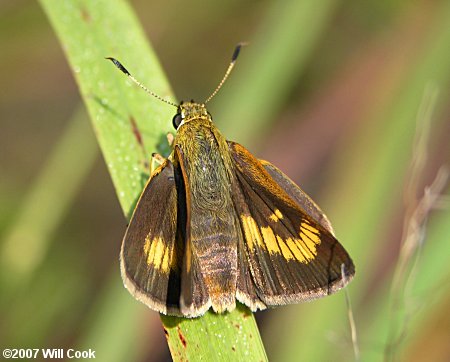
[300,220,321,255]
[240,215,320,264]
[241,215,264,251]
[143,235,171,273]
[269,209,283,222]
[260,226,281,255]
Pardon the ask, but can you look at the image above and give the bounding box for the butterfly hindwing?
[228,141,355,307]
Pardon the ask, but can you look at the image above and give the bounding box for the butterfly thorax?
[173,101,234,185]
[178,101,210,125]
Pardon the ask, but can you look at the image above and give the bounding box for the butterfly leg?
[147,133,174,175]
[166,132,174,147]
[150,152,166,174]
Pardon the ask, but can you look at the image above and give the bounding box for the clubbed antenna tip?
[106,57,130,76]
[204,42,248,104]
[106,57,177,107]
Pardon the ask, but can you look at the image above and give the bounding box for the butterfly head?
[172,101,212,130]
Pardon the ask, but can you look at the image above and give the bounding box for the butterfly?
[107,45,354,318]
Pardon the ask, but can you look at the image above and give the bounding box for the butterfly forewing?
[120,160,185,315]
[228,142,355,306]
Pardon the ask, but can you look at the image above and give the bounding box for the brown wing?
[228,141,355,308]
[121,157,213,317]
[120,160,185,316]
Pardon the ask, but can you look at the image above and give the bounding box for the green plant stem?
[39,1,267,360]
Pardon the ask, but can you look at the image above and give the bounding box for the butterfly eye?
[172,113,183,129]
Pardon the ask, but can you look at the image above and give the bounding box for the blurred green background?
[1,0,449,361]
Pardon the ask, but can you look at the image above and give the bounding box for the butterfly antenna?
[204,42,247,104]
[106,57,178,107]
